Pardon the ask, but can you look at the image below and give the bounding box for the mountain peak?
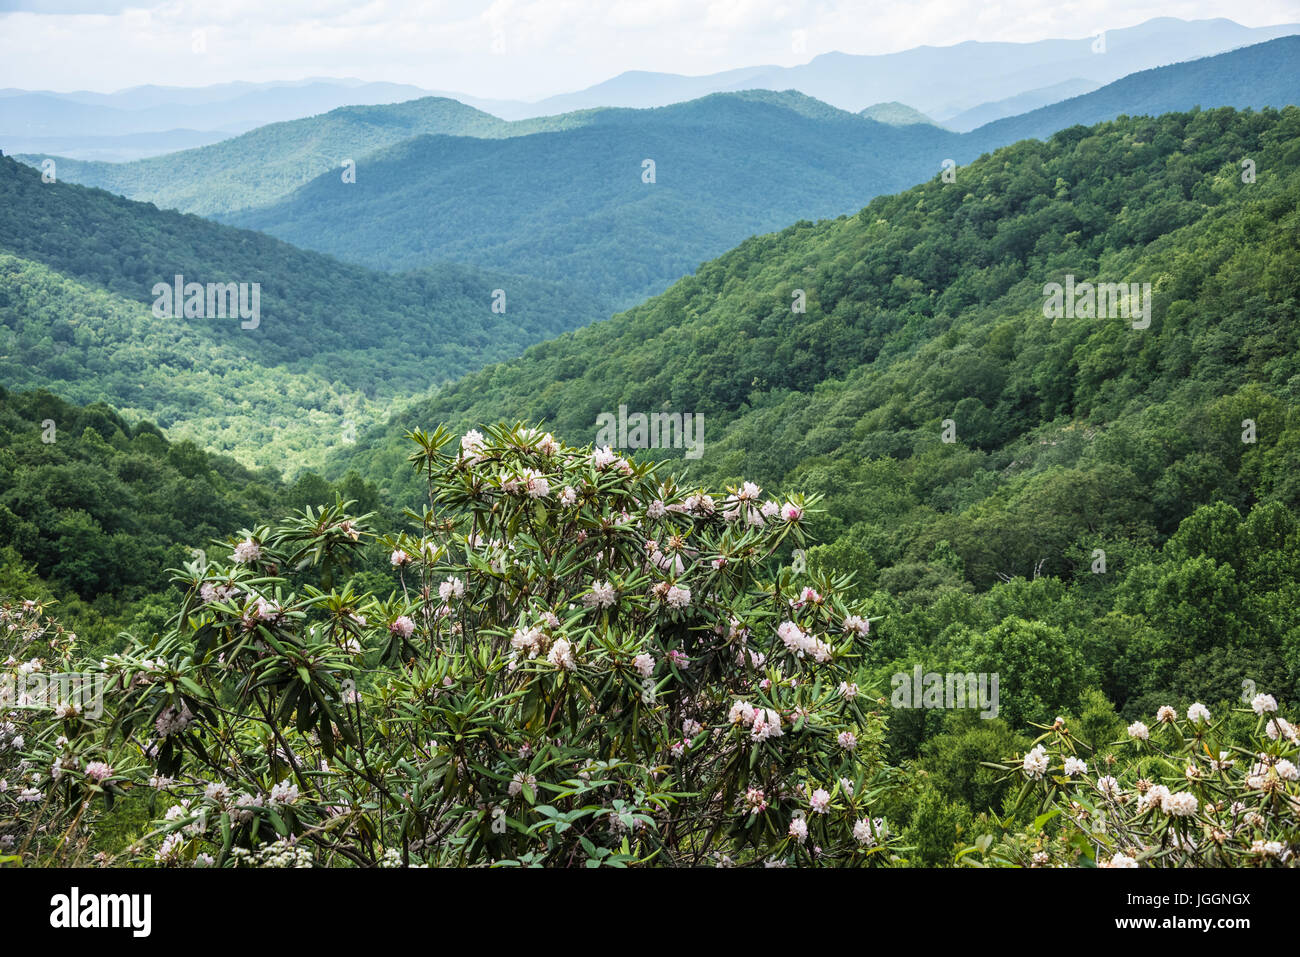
[858,101,940,126]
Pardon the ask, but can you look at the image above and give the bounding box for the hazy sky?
[2,0,1298,99]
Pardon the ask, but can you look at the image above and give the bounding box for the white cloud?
[0,0,1296,97]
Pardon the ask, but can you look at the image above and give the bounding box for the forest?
[319,107,1300,850]
[0,154,604,470]
[1,101,1297,870]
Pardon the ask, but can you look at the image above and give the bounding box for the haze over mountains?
[0,79,460,160]
[941,79,1102,132]
[22,98,597,218]
[223,91,956,306]
[503,17,1299,119]
[21,34,1299,311]
[3,15,1299,475]
[962,35,1300,148]
[3,17,1295,160]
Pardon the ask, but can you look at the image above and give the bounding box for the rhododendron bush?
[0,600,87,864]
[2,426,895,867]
[8,425,1297,869]
[966,699,1300,867]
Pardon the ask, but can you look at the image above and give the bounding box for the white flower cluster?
[155,704,194,738]
[230,538,261,565]
[1022,744,1049,779]
[776,621,832,663]
[230,838,313,868]
[729,700,783,742]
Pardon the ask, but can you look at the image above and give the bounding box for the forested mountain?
[0,389,279,650]
[28,37,1293,315]
[3,100,1299,869]
[230,38,1300,305]
[331,106,1300,726]
[21,38,1300,312]
[965,34,1300,150]
[220,91,955,305]
[10,96,596,216]
[0,155,605,471]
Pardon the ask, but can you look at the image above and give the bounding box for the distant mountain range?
[3,17,1295,159]
[447,16,1300,119]
[19,35,1297,310]
[941,79,1102,132]
[220,91,957,306]
[0,79,441,140]
[17,98,595,218]
[0,129,232,164]
[960,35,1300,151]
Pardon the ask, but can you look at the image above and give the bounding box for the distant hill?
[220,91,958,306]
[220,38,1300,305]
[942,79,1101,132]
[859,102,940,126]
[10,97,600,217]
[7,16,1293,149]
[1,129,231,163]
[504,17,1299,117]
[496,65,783,117]
[965,34,1300,151]
[0,155,604,472]
[19,33,1300,313]
[0,78,441,139]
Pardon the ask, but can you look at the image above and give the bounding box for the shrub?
[972,698,1300,867]
[3,425,894,867]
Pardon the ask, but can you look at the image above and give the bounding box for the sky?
[2,0,1299,100]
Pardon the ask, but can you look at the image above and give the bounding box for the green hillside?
[224,91,955,305]
[965,34,1300,151]
[17,40,1300,317]
[0,155,606,472]
[0,388,277,651]
[333,106,1300,721]
[229,40,1300,306]
[11,96,597,217]
[4,104,1299,871]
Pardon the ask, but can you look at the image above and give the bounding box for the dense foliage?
[976,699,1300,868]
[12,96,596,217]
[326,107,1300,850]
[2,427,1296,868]
[2,427,900,867]
[0,388,389,657]
[225,91,953,306]
[4,102,1299,867]
[0,155,605,470]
